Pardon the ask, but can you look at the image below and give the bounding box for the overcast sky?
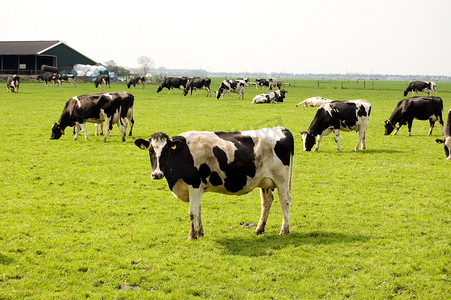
[4,0,451,75]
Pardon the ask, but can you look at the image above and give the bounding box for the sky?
[4,0,451,76]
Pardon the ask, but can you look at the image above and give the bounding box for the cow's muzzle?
[151,171,164,180]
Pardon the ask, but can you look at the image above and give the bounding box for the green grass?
[0,79,450,299]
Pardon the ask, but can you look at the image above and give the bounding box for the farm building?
[0,40,97,75]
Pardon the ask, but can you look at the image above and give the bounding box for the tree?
[104,60,130,76]
[137,56,154,76]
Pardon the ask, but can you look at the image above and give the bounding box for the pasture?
[0,79,449,299]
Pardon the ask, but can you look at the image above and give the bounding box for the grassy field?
[0,79,450,299]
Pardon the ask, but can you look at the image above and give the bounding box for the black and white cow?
[384,96,444,136]
[252,89,287,104]
[403,81,437,97]
[156,77,188,93]
[436,109,451,160]
[184,77,211,96]
[57,74,76,87]
[95,74,110,88]
[215,79,248,99]
[135,127,294,240]
[256,78,270,90]
[301,100,372,151]
[127,76,146,89]
[6,75,20,93]
[51,92,134,141]
[37,72,58,86]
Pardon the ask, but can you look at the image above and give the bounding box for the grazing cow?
[184,77,211,96]
[296,97,333,107]
[435,109,451,160]
[256,78,270,90]
[301,100,372,151]
[135,127,294,240]
[57,74,76,87]
[156,77,188,93]
[127,76,146,89]
[95,74,110,88]
[37,72,58,86]
[51,92,134,141]
[215,79,248,99]
[252,89,287,104]
[384,96,444,136]
[403,81,437,97]
[6,75,20,93]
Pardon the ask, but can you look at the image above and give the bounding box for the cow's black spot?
[274,129,294,166]
[212,132,256,193]
[357,104,368,117]
[209,172,223,186]
[199,163,211,184]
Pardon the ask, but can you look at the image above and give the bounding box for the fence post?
[317,80,319,88]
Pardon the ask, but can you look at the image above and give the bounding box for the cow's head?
[384,120,395,135]
[50,122,64,139]
[156,85,163,93]
[300,131,316,151]
[135,133,185,179]
[215,89,222,99]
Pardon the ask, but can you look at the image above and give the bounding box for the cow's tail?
[287,129,294,191]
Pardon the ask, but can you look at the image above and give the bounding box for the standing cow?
[384,96,444,136]
[127,76,146,89]
[95,74,110,88]
[215,79,248,99]
[135,127,294,240]
[51,92,134,141]
[403,81,437,97]
[184,77,211,96]
[7,75,20,93]
[37,73,58,86]
[301,100,372,151]
[57,74,76,87]
[156,77,188,93]
[435,109,451,160]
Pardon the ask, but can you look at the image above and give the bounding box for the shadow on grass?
[0,253,14,265]
[215,231,371,257]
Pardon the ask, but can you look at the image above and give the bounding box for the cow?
[435,109,451,160]
[56,74,76,87]
[296,97,333,107]
[256,78,270,90]
[384,96,444,136]
[215,79,248,99]
[37,72,58,86]
[403,81,437,97]
[156,77,188,93]
[127,76,146,89]
[134,127,294,240]
[184,77,211,96]
[6,75,19,93]
[301,100,372,152]
[95,74,110,88]
[252,89,287,104]
[51,92,134,142]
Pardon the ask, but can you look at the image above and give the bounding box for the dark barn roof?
[0,40,97,75]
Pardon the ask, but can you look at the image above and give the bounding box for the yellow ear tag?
[140,144,147,150]
[171,145,177,150]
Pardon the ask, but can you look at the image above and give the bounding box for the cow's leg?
[78,123,89,140]
[277,186,291,235]
[333,129,341,151]
[73,124,80,140]
[314,135,323,151]
[207,87,211,97]
[102,117,112,141]
[120,117,128,142]
[128,116,134,136]
[355,129,366,151]
[428,120,435,136]
[255,188,274,235]
[392,125,401,136]
[407,120,413,136]
[188,188,204,240]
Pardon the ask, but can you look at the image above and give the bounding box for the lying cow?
[436,109,451,160]
[95,74,110,88]
[384,96,444,136]
[135,127,294,240]
[403,81,437,97]
[51,92,134,141]
[252,89,287,104]
[127,76,146,89]
[7,75,20,93]
[296,97,333,107]
[184,77,211,96]
[215,79,248,99]
[156,77,188,93]
[301,100,372,151]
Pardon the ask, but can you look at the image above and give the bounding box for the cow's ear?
[135,139,150,150]
[436,139,445,144]
[169,136,185,151]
